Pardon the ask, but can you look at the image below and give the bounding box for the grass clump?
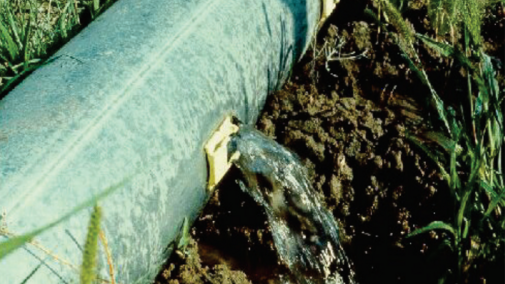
[371,0,505,283]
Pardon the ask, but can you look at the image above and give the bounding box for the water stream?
[229,126,357,284]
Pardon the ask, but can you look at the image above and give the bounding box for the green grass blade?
[402,53,427,84]
[454,49,473,70]
[474,75,503,141]
[0,177,129,260]
[406,132,452,186]
[417,33,455,57]
[57,1,72,39]
[364,8,388,31]
[22,6,33,68]
[450,138,461,190]
[407,221,457,240]
[431,90,451,135]
[462,218,470,239]
[457,145,483,236]
[0,63,41,94]
[0,231,41,261]
[70,0,81,25]
[483,182,505,218]
[0,21,19,61]
[6,5,22,51]
[463,23,471,53]
[80,205,102,284]
[457,189,472,238]
[423,131,454,153]
[93,0,100,12]
[482,53,504,133]
[401,52,451,133]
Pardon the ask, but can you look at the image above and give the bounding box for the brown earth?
[156,1,504,284]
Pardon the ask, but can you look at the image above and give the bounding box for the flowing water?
[229,126,357,284]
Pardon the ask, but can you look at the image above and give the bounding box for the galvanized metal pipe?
[0,0,322,283]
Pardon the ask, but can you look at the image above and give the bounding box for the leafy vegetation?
[371,0,504,283]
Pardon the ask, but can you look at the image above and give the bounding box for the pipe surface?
[0,0,320,283]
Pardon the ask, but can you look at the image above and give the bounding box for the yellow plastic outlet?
[204,116,240,191]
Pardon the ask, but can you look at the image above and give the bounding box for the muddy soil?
[156,1,504,284]
[155,238,252,284]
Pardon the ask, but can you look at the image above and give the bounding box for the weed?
[80,205,102,284]
[372,0,505,283]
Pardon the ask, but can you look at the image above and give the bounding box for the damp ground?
[155,1,504,284]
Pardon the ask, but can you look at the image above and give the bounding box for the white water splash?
[230,126,357,284]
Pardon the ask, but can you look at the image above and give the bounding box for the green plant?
[372,0,505,282]
[86,0,114,20]
[0,0,42,93]
[80,205,102,284]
